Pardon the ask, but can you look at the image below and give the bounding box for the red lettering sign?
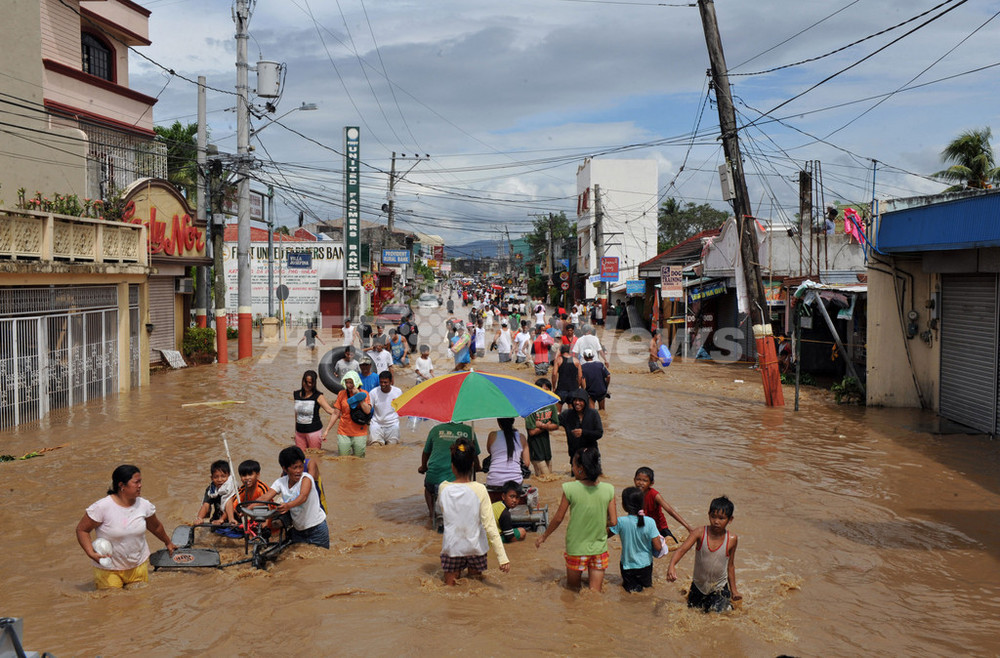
[122,203,205,257]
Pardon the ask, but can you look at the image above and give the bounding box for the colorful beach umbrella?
[392,370,561,423]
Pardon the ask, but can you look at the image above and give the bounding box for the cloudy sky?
[131,0,999,245]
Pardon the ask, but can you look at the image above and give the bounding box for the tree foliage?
[525,212,575,266]
[154,121,200,203]
[935,127,1000,192]
[657,198,728,251]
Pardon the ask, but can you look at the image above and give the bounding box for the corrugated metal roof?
[878,191,1000,252]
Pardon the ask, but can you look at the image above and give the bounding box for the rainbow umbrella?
[392,370,561,423]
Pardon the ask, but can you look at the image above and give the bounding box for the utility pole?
[209,157,228,364]
[267,186,275,317]
[698,0,784,406]
[386,152,397,242]
[195,76,208,329]
[385,151,428,247]
[594,184,605,303]
[234,0,253,360]
[798,169,811,277]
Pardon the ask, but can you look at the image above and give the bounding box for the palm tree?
[935,128,1000,191]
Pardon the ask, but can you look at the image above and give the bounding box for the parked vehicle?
[418,293,440,308]
[376,303,413,324]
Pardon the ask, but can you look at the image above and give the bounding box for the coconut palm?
[935,128,1000,191]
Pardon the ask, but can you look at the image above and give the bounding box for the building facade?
[867,189,1000,435]
[0,0,163,428]
[575,158,658,299]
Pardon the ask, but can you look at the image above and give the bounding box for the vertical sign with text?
[344,127,361,287]
[660,265,683,298]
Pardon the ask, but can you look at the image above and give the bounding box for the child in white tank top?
[666,495,741,612]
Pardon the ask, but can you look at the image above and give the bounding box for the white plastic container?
[525,486,539,511]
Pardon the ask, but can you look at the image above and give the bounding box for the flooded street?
[3,312,1000,656]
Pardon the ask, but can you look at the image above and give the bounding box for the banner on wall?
[223,241,343,318]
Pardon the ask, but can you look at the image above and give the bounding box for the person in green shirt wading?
[534,446,616,592]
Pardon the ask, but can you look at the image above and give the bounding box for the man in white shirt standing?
[367,341,394,375]
[368,370,402,445]
[513,321,532,364]
[341,318,357,347]
[571,324,608,367]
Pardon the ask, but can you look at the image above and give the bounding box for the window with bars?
[82,33,113,82]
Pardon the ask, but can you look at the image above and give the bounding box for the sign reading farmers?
[343,127,361,287]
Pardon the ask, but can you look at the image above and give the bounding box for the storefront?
[120,178,209,362]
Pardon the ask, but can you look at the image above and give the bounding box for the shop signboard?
[343,127,361,286]
[688,280,727,302]
[600,257,619,282]
[625,279,645,295]
[382,249,410,265]
[660,265,683,298]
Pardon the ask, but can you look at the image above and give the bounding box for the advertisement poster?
[224,241,343,318]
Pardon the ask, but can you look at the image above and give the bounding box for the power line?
[730,0,960,77]
[741,0,969,130]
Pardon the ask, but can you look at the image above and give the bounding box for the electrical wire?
[742,0,969,131]
[730,0,960,77]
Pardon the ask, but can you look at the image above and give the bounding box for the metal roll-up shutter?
[939,274,998,433]
[149,277,176,362]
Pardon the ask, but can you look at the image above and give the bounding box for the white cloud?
[131,0,1000,243]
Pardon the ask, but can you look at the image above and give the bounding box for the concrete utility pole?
[698,0,784,406]
[234,0,253,359]
[386,151,428,246]
[195,76,208,328]
[267,186,275,317]
[209,158,228,364]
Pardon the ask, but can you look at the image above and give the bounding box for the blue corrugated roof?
[878,191,1000,252]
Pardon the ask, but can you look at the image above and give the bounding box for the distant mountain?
[446,238,507,259]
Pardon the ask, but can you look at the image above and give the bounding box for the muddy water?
[3,315,1000,656]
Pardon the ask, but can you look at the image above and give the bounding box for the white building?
[575,158,658,298]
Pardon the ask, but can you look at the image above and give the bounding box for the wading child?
[438,438,510,584]
[535,447,616,592]
[225,459,272,529]
[414,344,434,384]
[193,460,235,526]
[259,446,329,549]
[608,487,663,593]
[634,467,693,543]
[525,378,558,476]
[492,480,527,543]
[667,495,741,612]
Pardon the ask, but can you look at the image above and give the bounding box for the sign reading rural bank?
[120,178,208,262]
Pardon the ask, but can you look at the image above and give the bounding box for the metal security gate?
[939,274,999,434]
[149,277,175,362]
[0,286,132,430]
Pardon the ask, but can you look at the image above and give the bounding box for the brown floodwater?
[3,312,1000,656]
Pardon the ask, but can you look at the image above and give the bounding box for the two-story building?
[0,0,177,429]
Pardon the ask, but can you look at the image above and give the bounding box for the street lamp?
[251,102,318,138]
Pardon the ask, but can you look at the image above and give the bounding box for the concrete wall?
[866,255,940,409]
[705,217,866,278]
[576,158,658,297]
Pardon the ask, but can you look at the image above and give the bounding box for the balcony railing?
[0,209,148,266]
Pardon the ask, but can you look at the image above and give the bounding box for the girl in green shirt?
[535,447,616,591]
